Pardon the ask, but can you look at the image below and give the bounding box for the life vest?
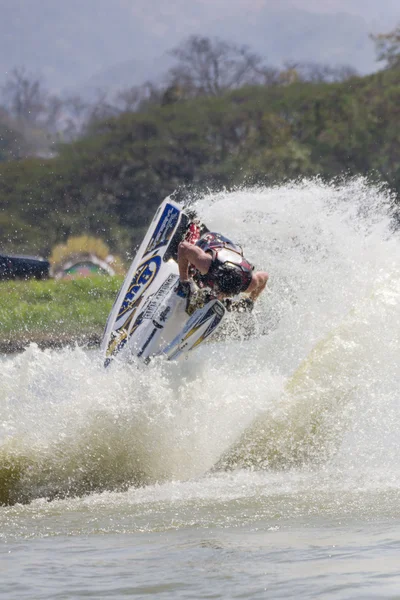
[192,232,254,293]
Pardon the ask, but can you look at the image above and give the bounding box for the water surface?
[1,179,400,598]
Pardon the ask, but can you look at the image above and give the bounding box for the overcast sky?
[1,0,399,94]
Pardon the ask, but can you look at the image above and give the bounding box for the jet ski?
[100,197,226,366]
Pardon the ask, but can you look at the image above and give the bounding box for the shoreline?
[0,333,101,355]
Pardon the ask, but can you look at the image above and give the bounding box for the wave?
[1,177,399,505]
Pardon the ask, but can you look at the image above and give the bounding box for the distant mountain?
[0,0,398,97]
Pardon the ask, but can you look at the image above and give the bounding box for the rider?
[177,231,268,310]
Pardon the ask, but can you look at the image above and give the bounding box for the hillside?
[0,66,399,260]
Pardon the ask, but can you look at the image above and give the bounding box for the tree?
[167,35,266,97]
[0,108,27,161]
[0,68,66,156]
[1,68,48,126]
[114,82,161,113]
[371,26,400,69]
[279,61,358,85]
[61,95,89,141]
[84,89,120,129]
[1,65,400,256]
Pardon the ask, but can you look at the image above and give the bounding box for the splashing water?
[1,177,400,506]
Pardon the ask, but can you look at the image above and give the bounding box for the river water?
[1,179,400,598]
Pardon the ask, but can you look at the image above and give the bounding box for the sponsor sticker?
[144,204,180,255]
[117,255,161,319]
[157,306,171,323]
[143,273,177,319]
[214,303,225,318]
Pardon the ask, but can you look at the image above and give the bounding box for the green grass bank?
[0,276,123,353]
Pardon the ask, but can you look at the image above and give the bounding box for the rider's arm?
[246,271,269,301]
[178,241,212,281]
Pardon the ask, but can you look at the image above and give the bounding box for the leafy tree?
[371,26,400,69]
[1,66,400,257]
[0,108,27,161]
[283,61,358,83]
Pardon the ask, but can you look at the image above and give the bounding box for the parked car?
[0,254,50,280]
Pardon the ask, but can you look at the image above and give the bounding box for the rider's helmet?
[215,264,251,296]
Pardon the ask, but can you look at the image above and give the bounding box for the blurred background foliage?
[0,30,399,260]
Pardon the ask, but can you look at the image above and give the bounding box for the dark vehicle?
[0,254,50,280]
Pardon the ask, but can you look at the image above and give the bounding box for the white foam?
[1,178,399,503]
